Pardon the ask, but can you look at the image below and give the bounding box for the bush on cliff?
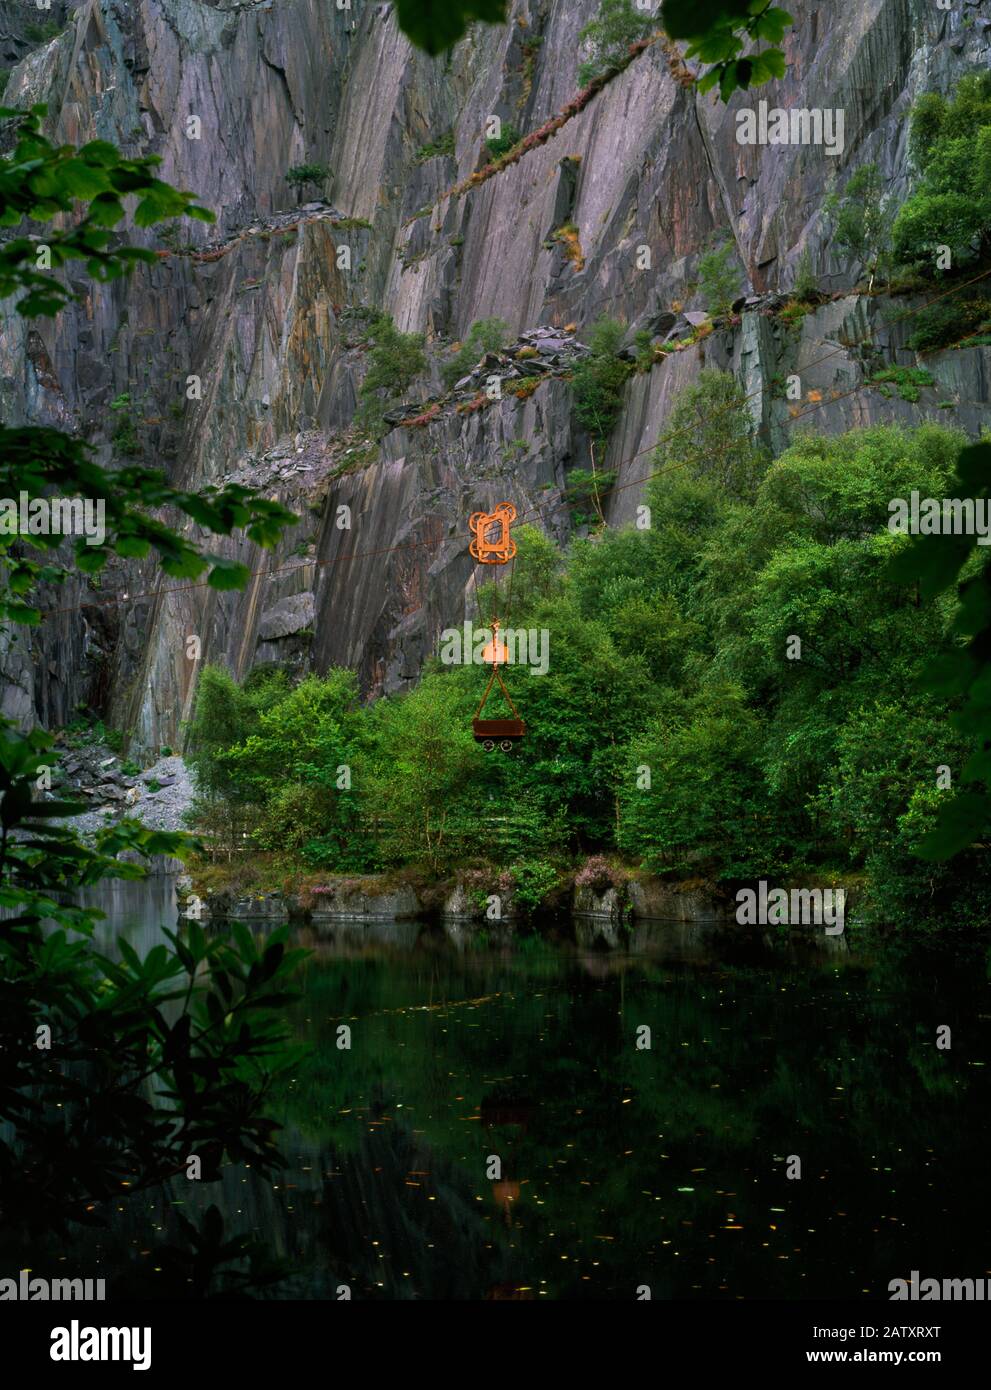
[697,240,742,318]
[570,315,632,446]
[893,73,991,271]
[356,313,428,434]
[442,317,511,388]
[577,0,657,86]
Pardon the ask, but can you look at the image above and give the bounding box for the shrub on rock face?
[570,315,632,445]
[697,240,742,318]
[441,317,510,389]
[893,73,991,271]
[577,0,657,87]
[484,124,521,159]
[356,314,428,434]
[906,297,991,353]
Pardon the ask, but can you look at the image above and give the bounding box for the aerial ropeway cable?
[468,505,525,752]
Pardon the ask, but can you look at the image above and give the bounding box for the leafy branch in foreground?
[390,0,793,104]
[0,719,307,1237]
[888,441,991,859]
[394,0,507,56]
[663,0,792,101]
[0,104,213,316]
[0,101,305,1286]
[0,426,298,624]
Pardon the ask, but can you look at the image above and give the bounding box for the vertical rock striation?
[2,0,989,747]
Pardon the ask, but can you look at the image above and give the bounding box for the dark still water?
[71,879,991,1300]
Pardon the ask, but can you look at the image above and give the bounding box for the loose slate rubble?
[443,326,590,407]
[48,749,195,836]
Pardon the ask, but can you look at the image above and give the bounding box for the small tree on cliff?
[826,163,894,291]
[356,313,428,433]
[697,240,741,318]
[286,162,331,205]
[652,369,767,500]
[570,315,632,447]
[577,0,658,87]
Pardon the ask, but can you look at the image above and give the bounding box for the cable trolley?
[468,505,525,752]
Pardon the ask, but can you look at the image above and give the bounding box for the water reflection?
[33,883,991,1299]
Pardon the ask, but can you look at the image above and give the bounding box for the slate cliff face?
[2,0,990,751]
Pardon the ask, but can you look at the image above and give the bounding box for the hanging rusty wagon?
[468,507,525,751]
[472,621,525,751]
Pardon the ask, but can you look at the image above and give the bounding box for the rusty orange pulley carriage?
[469,502,517,564]
[469,504,525,752]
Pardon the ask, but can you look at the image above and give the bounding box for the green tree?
[442,317,510,388]
[356,313,428,434]
[618,685,785,877]
[697,240,741,317]
[184,666,290,858]
[285,162,331,204]
[825,163,894,291]
[362,674,484,873]
[652,369,766,500]
[893,74,991,272]
[219,671,370,867]
[570,315,632,446]
[809,699,990,927]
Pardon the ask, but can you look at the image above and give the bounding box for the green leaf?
[962,746,991,783]
[79,140,125,167]
[206,558,251,591]
[955,441,991,494]
[116,534,152,559]
[662,0,752,39]
[57,159,110,200]
[86,193,125,227]
[749,48,787,84]
[887,532,973,598]
[393,0,507,56]
[915,791,990,860]
[754,8,792,45]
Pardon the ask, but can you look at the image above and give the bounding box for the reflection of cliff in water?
[39,881,991,1301]
[169,1121,515,1300]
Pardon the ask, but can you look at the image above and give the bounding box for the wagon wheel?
[483,739,496,752]
[500,739,514,752]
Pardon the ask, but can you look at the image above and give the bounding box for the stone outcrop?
[2,0,989,746]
